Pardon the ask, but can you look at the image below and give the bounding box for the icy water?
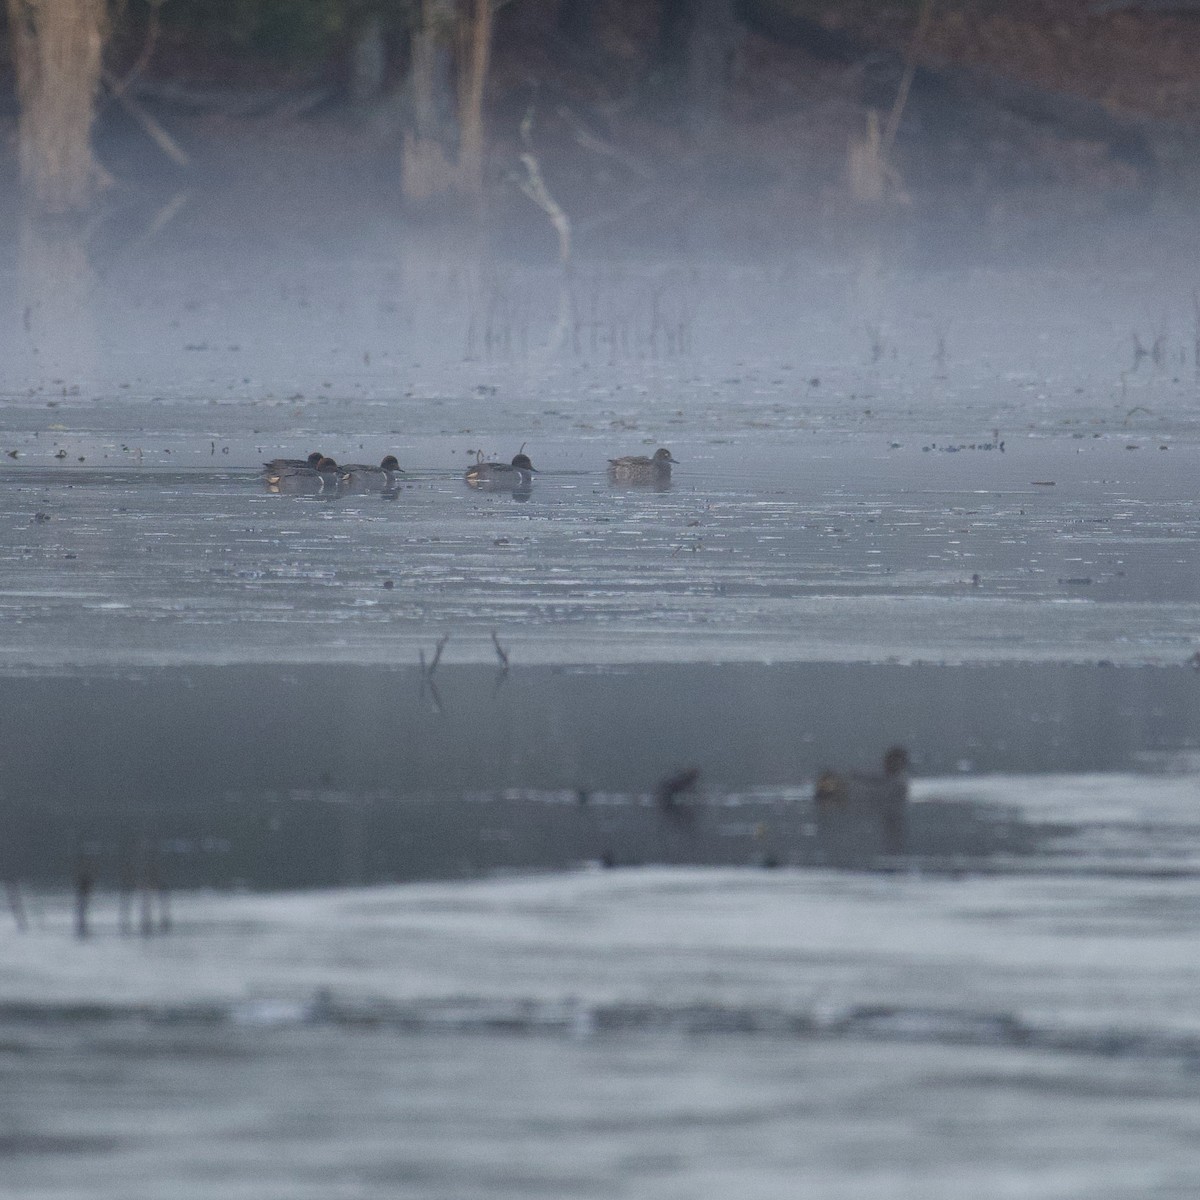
[5,863,1200,1199]
[3,240,1200,1196]
[1,431,1197,667]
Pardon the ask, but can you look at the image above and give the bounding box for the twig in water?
[419,637,449,712]
[423,634,449,679]
[491,630,510,671]
[422,675,444,714]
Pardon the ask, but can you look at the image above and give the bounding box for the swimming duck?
[264,455,343,489]
[339,455,404,487]
[262,450,324,473]
[465,452,538,488]
[814,746,910,862]
[656,766,700,812]
[607,447,678,483]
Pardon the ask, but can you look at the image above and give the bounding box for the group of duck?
[261,447,680,492]
[651,745,911,867]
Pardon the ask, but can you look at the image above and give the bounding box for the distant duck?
[465,451,538,488]
[608,447,678,483]
[264,455,342,489]
[656,766,700,812]
[339,455,404,487]
[814,746,910,862]
[262,450,324,473]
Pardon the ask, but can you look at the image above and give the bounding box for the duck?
[656,766,700,813]
[339,455,404,486]
[264,455,343,489]
[607,447,678,483]
[262,450,325,473]
[814,746,910,861]
[465,451,538,488]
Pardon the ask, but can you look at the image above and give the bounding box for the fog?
[4,8,1200,1196]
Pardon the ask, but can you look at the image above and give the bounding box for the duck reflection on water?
[814,746,910,867]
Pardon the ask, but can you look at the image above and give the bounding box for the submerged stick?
[427,634,449,677]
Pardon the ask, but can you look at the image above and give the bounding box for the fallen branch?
[518,107,571,267]
[101,69,190,167]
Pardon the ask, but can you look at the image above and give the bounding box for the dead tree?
[402,0,493,205]
[7,0,112,212]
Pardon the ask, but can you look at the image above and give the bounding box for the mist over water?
[4,47,1200,1196]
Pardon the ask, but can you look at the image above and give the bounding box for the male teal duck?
[607,447,678,482]
[465,452,538,488]
[339,455,404,487]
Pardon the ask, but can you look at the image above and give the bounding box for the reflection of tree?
[18,214,99,383]
[7,0,111,212]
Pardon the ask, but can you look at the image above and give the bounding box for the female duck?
[465,452,538,488]
[607,447,678,482]
[814,746,910,861]
[264,455,343,489]
[262,450,324,474]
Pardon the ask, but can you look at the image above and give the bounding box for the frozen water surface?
[4,865,1200,1199]
[1,422,1197,667]
[3,242,1200,1196]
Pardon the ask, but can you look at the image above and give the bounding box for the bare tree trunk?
[456,0,492,200]
[7,0,111,213]
[657,0,737,137]
[403,0,460,204]
[402,0,493,207]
